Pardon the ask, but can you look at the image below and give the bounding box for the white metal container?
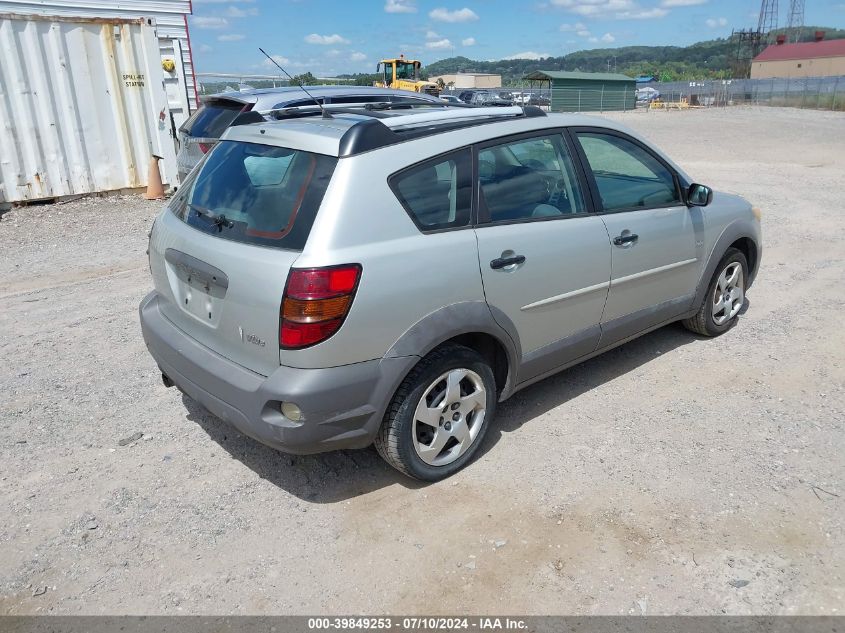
[0,13,179,203]
[0,0,196,118]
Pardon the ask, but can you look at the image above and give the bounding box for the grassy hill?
[199,27,845,94]
[421,26,845,83]
[333,26,844,85]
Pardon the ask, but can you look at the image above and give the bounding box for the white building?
[429,73,502,89]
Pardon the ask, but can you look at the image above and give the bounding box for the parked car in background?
[176,86,443,182]
[636,86,661,102]
[141,104,761,480]
[509,92,535,105]
[468,91,512,106]
[440,94,463,104]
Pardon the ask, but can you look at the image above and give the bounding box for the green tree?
[290,72,318,86]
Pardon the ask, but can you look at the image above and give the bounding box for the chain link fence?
[639,75,844,111]
[444,75,844,112]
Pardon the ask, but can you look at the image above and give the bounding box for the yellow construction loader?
[375,55,440,97]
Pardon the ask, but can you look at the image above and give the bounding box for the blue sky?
[188,0,845,75]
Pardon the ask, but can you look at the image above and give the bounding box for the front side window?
[478,134,586,223]
[169,141,337,250]
[395,62,417,80]
[390,149,472,231]
[576,132,681,212]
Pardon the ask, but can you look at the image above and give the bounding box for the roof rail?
[337,105,547,157]
[380,105,538,129]
[266,100,452,120]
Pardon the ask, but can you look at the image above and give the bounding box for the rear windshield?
[181,100,246,138]
[168,141,337,250]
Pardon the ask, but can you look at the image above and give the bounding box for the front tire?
[683,247,748,337]
[374,344,496,481]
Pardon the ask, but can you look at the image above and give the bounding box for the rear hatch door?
[150,139,338,376]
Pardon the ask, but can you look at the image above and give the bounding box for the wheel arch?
[384,301,521,400]
[693,220,761,310]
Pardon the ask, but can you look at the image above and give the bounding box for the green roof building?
[524,70,636,112]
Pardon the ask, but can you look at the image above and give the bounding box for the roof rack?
[337,105,547,157]
[266,99,453,120]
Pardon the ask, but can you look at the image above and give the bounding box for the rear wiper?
[188,203,234,229]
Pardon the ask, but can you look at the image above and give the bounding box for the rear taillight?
[280,265,362,349]
[197,142,211,154]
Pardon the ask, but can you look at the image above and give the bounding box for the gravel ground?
[0,106,842,615]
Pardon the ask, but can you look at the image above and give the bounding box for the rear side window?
[390,149,472,232]
[575,132,681,211]
[169,141,337,250]
[181,100,246,138]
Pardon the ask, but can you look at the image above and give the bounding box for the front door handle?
[490,254,526,270]
[613,233,639,246]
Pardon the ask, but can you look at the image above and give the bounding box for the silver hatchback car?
[140,105,761,480]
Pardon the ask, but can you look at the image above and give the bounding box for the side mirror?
[687,183,713,207]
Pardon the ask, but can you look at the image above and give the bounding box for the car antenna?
[258,47,332,119]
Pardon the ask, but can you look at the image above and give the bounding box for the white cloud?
[385,0,417,13]
[551,0,668,19]
[617,7,668,18]
[198,43,213,53]
[559,21,588,31]
[426,30,440,39]
[462,37,476,46]
[191,16,228,29]
[224,6,258,17]
[503,51,550,60]
[217,33,245,41]
[350,51,367,61]
[262,55,290,68]
[661,0,706,5]
[600,32,616,42]
[429,7,479,22]
[304,33,350,45]
[426,38,453,50]
[705,16,728,27]
[577,27,592,36]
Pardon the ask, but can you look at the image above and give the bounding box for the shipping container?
[0,0,196,122]
[0,13,179,203]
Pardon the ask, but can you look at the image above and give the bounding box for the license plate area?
[165,249,228,325]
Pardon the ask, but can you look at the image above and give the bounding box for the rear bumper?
[139,291,417,454]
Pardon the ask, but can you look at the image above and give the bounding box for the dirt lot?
[0,107,842,615]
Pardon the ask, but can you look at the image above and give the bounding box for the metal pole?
[817,79,823,109]
[833,76,840,111]
[600,85,604,113]
[578,89,581,112]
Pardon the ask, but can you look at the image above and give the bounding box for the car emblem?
[239,327,265,347]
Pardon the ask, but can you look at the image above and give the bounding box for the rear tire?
[374,344,496,481]
[683,247,748,337]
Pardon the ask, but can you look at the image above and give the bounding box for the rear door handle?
[613,233,638,246]
[490,255,526,270]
